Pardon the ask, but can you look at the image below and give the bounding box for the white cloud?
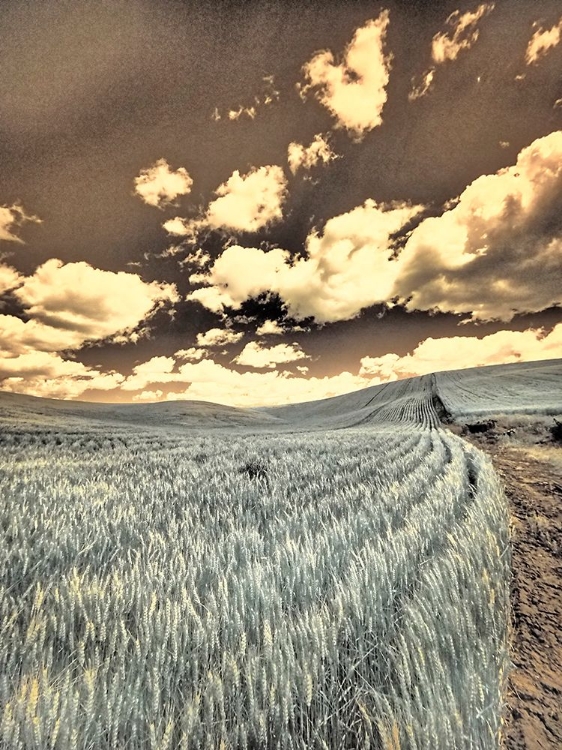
[206,166,287,233]
[256,320,284,335]
[0,351,125,400]
[300,11,392,139]
[525,17,562,65]
[176,166,288,239]
[163,217,196,236]
[409,4,494,100]
[134,158,193,208]
[408,68,435,102]
[5,322,560,404]
[0,264,22,294]
[360,324,562,380]
[431,3,494,64]
[189,130,562,323]
[133,390,164,402]
[182,248,211,268]
[119,322,562,407]
[233,341,308,369]
[228,105,256,121]
[0,257,178,402]
[188,200,424,322]
[287,134,337,174]
[394,129,562,321]
[175,347,206,361]
[13,259,179,346]
[120,355,369,406]
[213,76,280,123]
[196,328,244,347]
[0,204,41,243]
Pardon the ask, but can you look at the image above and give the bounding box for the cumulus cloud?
[134,158,193,208]
[0,204,41,243]
[233,341,308,369]
[359,324,562,380]
[287,134,337,174]
[175,347,206,361]
[133,390,164,402]
[176,166,288,239]
[0,264,22,294]
[256,320,284,335]
[189,130,562,324]
[205,166,287,233]
[300,11,392,139]
[525,17,562,65]
[13,259,179,346]
[163,217,194,236]
[394,129,562,321]
[0,258,178,403]
[0,351,125,400]
[5,322,560,404]
[120,355,368,405]
[188,200,424,322]
[409,4,494,100]
[196,328,244,347]
[118,322,562,407]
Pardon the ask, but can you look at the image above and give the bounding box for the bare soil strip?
[464,436,562,749]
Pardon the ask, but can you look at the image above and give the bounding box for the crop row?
[0,421,510,749]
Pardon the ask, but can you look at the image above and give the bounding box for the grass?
[0,421,510,749]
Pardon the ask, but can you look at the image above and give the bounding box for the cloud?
[5,321,560,404]
[119,322,562,407]
[120,354,368,405]
[525,17,562,65]
[0,351,125,400]
[360,323,562,380]
[300,11,392,139]
[205,166,287,233]
[287,133,337,174]
[431,3,494,64]
[394,129,562,321]
[228,105,257,121]
[175,347,206,361]
[166,326,251,373]
[233,341,308,369]
[188,200,424,322]
[189,130,562,324]
[256,320,284,335]
[196,328,244,347]
[212,76,280,123]
[409,4,494,100]
[0,264,22,294]
[0,204,41,243]
[408,68,435,102]
[176,166,288,239]
[13,259,179,347]
[134,158,193,208]
[133,390,164,402]
[163,217,194,236]
[0,261,178,407]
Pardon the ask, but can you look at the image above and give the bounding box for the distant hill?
[0,358,560,433]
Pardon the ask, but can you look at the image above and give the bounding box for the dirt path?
[464,436,562,749]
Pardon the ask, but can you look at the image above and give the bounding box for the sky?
[1,0,561,407]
